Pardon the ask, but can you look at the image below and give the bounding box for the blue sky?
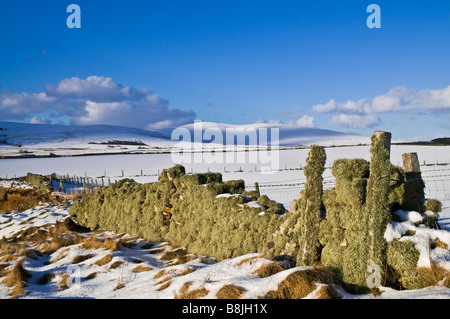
[0,0,449,140]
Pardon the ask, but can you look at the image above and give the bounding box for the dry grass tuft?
[314,284,341,299]
[84,272,97,280]
[72,254,93,264]
[95,254,113,266]
[58,273,70,291]
[178,266,195,276]
[175,287,209,299]
[82,235,120,252]
[104,238,121,252]
[156,276,172,286]
[0,254,19,263]
[264,268,338,299]
[172,254,195,266]
[160,248,188,261]
[0,187,50,213]
[179,281,192,294]
[132,265,153,273]
[216,284,246,299]
[81,234,104,250]
[109,260,124,269]
[254,261,285,278]
[114,282,126,291]
[443,274,450,288]
[415,259,448,288]
[154,269,166,279]
[1,258,31,296]
[156,279,172,291]
[40,224,83,255]
[236,255,260,266]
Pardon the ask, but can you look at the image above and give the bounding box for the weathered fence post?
[402,152,421,181]
[254,182,260,197]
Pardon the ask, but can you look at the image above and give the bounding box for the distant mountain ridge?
[0,121,370,148]
[0,122,170,146]
[178,121,370,146]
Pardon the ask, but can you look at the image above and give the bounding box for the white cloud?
[45,76,147,102]
[312,98,337,113]
[312,85,450,129]
[0,76,196,130]
[295,114,316,128]
[0,91,62,120]
[314,86,450,116]
[331,114,379,129]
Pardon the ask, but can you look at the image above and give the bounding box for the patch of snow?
[393,210,424,224]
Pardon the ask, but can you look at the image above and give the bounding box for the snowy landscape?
[0,122,449,299]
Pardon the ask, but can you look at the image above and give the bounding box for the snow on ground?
[0,194,449,299]
[0,174,449,299]
[0,200,326,299]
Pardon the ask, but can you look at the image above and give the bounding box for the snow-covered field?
[0,199,449,299]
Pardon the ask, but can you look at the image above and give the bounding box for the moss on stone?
[70,165,282,261]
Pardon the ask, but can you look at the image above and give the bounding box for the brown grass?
[156,275,172,286]
[175,287,209,299]
[160,248,188,261]
[109,260,124,269]
[1,258,31,296]
[254,261,285,278]
[216,284,246,299]
[132,265,153,273]
[264,269,338,299]
[156,279,172,291]
[0,254,19,263]
[95,254,113,266]
[314,284,341,299]
[40,224,83,254]
[81,234,104,250]
[84,272,97,280]
[57,273,72,291]
[0,187,49,213]
[114,282,126,291]
[179,281,192,294]
[443,274,450,288]
[82,235,120,252]
[178,266,195,276]
[236,255,260,266]
[72,254,93,264]
[153,269,166,279]
[416,259,448,288]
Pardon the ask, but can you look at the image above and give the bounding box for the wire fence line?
[246,163,450,210]
[32,162,450,210]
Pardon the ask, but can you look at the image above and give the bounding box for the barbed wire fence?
[245,164,450,211]
[40,161,450,210]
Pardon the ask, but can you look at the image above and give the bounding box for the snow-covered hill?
[178,121,370,147]
[0,121,370,158]
[0,121,171,146]
[0,122,175,157]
